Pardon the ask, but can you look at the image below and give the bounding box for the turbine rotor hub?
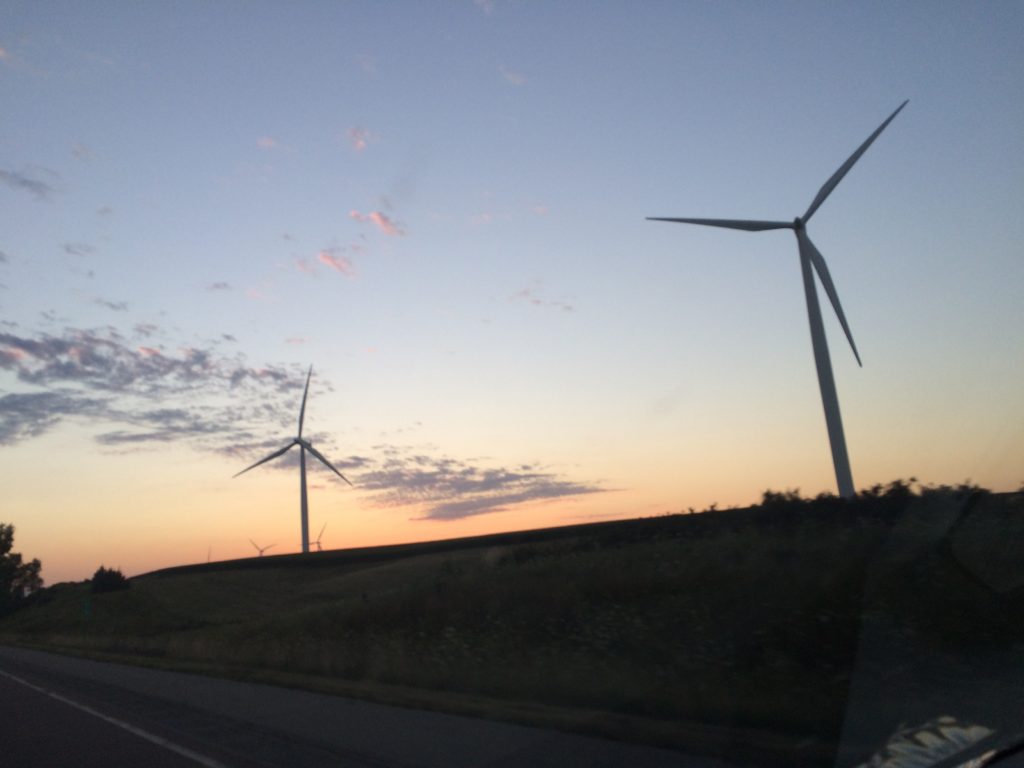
[793,216,804,230]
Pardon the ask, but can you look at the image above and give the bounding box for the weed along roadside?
[2,483,1022,768]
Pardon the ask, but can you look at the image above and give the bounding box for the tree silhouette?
[0,523,43,615]
[91,566,130,593]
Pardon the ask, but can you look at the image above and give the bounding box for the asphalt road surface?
[0,646,730,768]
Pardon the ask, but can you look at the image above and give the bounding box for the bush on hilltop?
[91,566,130,593]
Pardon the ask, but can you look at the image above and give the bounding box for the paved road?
[0,670,205,768]
[0,646,728,768]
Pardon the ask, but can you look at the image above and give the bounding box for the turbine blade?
[249,539,258,549]
[797,231,862,367]
[297,365,313,438]
[803,100,908,222]
[318,523,327,539]
[305,443,354,486]
[233,441,297,478]
[647,217,792,232]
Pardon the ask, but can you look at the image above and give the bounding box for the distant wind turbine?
[313,523,326,552]
[249,539,275,557]
[234,366,353,553]
[648,101,908,499]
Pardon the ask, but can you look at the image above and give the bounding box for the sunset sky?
[2,2,1022,584]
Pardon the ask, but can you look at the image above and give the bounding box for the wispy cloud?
[62,242,95,257]
[0,251,8,263]
[349,210,405,236]
[473,0,496,15]
[256,136,279,150]
[94,298,128,311]
[499,65,526,86]
[97,206,114,216]
[0,168,56,200]
[1,329,602,520]
[357,448,603,520]
[207,282,231,291]
[347,127,374,152]
[511,281,575,313]
[72,143,94,161]
[317,248,356,276]
[0,327,307,450]
[0,46,9,61]
[0,391,107,445]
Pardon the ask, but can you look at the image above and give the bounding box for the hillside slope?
[4,485,1022,767]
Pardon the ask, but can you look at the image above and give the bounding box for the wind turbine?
[313,523,326,552]
[648,101,907,499]
[234,366,353,552]
[249,539,276,557]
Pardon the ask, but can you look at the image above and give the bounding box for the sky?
[2,2,1022,584]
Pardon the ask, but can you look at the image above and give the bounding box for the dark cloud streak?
[357,449,604,521]
[0,169,55,200]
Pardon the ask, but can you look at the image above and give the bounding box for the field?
[3,483,1022,767]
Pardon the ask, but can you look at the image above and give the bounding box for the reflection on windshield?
[839,486,1024,768]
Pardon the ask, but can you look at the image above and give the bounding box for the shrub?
[91,566,130,593]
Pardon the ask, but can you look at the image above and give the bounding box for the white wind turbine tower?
[235,366,353,552]
[648,101,907,499]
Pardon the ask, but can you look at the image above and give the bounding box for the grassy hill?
[3,482,1022,767]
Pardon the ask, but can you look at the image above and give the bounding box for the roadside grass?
[3,483,1021,767]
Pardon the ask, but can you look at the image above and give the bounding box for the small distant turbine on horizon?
[234,366,353,553]
[648,101,908,499]
[249,539,276,557]
[313,523,326,552]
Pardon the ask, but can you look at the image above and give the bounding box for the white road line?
[0,668,231,768]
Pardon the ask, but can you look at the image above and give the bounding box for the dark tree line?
[0,523,42,615]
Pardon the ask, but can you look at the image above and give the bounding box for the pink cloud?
[0,47,9,61]
[349,210,405,236]
[348,127,374,152]
[295,258,316,274]
[354,53,377,75]
[286,337,308,345]
[499,65,526,86]
[474,0,496,14]
[511,282,574,313]
[137,346,161,357]
[318,249,356,276]
[256,136,278,150]
[245,286,269,301]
